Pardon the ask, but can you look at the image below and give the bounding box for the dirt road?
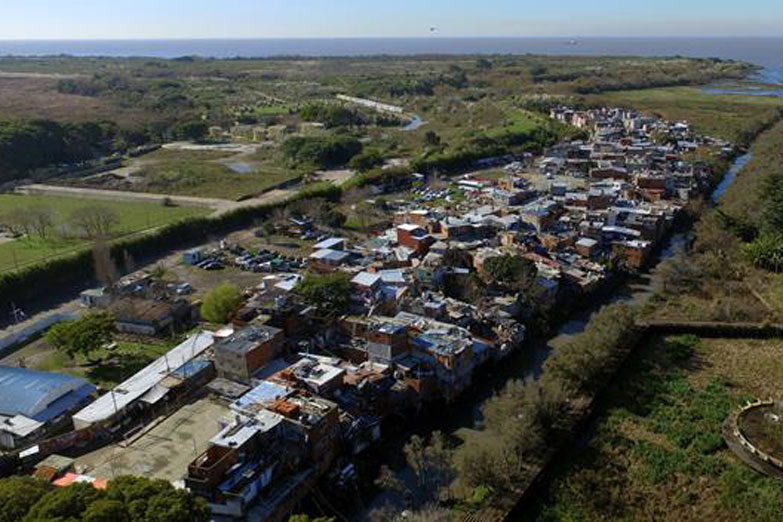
[15,184,295,217]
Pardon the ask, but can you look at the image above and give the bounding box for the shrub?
[201,284,243,324]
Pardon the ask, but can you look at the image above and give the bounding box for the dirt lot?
[75,397,229,483]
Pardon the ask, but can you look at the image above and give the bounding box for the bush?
[543,304,639,395]
[45,313,115,359]
[745,233,783,272]
[201,284,243,324]
[664,335,700,363]
[281,135,362,169]
[295,272,351,315]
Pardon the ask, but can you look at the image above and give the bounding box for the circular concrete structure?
[725,400,783,479]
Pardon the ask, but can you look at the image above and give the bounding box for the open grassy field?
[136,157,300,200]
[71,147,304,200]
[0,194,208,274]
[531,334,783,522]
[595,86,783,143]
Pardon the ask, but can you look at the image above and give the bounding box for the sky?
[1,0,782,39]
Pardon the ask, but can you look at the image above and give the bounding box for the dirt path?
[15,184,296,217]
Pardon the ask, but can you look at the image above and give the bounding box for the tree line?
[0,475,209,522]
[0,119,118,183]
[1,204,121,241]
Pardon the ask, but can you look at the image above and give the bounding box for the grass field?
[0,194,208,274]
[36,340,175,390]
[531,334,783,522]
[596,86,783,143]
[132,148,302,200]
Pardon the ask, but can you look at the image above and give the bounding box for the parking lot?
[75,397,230,483]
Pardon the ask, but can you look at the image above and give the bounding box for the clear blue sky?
[2,0,782,39]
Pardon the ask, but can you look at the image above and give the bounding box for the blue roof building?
[0,367,96,423]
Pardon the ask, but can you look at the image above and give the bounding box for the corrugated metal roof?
[232,381,289,412]
[0,367,95,422]
[73,331,214,426]
[351,272,381,287]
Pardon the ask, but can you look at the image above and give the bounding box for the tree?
[403,432,455,505]
[476,58,493,71]
[0,208,30,236]
[103,476,209,522]
[543,304,638,394]
[82,500,129,522]
[26,206,55,240]
[23,482,103,522]
[762,171,783,233]
[483,255,538,294]
[0,477,50,522]
[71,206,120,239]
[45,312,115,359]
[201,283,243,324]
[375,432,455,511]
[93,240,120,288]
[296,272,351,315]
[348,150,384,173]
[424,131,442,147]
[281,135,362,168]
[2,475,210,522]
[173,121,208,141]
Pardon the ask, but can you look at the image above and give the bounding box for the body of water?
[0,37,782,83]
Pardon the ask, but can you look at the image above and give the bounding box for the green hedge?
[0,179,355,311]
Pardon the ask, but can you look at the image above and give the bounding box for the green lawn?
[596,86,783,143]
[0,194,208,274]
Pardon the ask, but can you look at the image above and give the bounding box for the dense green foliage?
[445,304,639,511]
[0,119,116,182]
[300,104,361,128]
[281,135,362,168]
[543,304,639,395]
[482,254,538,293]
[347,149,384,172]
[411,124,566,175]
[200,283,243,324]
[171,121,208,141]
[295,272,351,315]
[45,313,115,359]
[745,233,783,272]
[2,475,210,522]
[0,477,50,522]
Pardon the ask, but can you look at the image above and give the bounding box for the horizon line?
[0,35,782,42]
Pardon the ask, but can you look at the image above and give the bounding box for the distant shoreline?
[0,37,780,85]
[0,37,780,63]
